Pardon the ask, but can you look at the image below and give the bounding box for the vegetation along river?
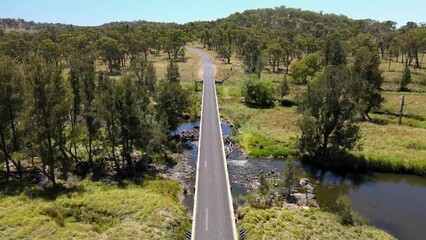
[177,122,426,239]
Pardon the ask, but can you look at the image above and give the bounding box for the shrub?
[335,196,355,225]
[242,75,275,107]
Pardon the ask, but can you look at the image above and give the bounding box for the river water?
[179,122,426,239]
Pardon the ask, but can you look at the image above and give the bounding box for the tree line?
[0,22,192,184]
[185,6,426,75]
[185,6,425,160]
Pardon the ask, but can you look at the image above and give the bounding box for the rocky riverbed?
[162,121,320,209]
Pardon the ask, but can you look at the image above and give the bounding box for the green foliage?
[298,66,361,158]
[352,44,383,119]
[324,35,346,66]
[279,77,290,101]
[130,56,157,95]
[335,196,368,226]
[0,55,24,178]
[166,60,180,83]
[218,45,232,63]
[400,65,412,91]
[96,36,126,72]
[156,81,191,130]
[283,160,296,196]
[259,174,270,195]
[241,75,275,107]
[38,39,60,64]
[243,37,264,74]
[290,53,321,84]
[25,57,70,184]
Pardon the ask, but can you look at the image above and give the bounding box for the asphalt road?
[187,47,237,240]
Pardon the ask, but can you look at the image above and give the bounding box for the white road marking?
[206,208,209,232]
[204,160,207,168]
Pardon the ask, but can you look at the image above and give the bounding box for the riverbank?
[0,178,190,239]
[236,206,395,239]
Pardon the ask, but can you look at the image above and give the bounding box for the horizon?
[0,0,425,27]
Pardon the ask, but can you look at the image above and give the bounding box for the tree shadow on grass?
[0,179,86,201]
[243,102,275,109]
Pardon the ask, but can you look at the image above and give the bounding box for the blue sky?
[0,0,424,27]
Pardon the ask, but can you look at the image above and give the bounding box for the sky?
[0,0,425,27]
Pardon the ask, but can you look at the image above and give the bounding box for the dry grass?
[237,206,395,240]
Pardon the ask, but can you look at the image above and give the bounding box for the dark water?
[179,122,426,240]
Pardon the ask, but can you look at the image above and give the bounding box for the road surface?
[187,47,237,240]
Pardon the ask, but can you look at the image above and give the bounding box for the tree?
[0,55,24,179]
[37,39,60,65]
[279,77,290,103]
[259,174,269,195]
[290,60,310,84]
[145,62,157,94]
[26,57,70,185]
[241,75,275,107]
[131,56,157,97]
[266,42,282,72]
[352,46,383,120]
[115,76,139,169]
[298,66,361,158]
[243,37,264,75]
[165,29,190,60]
[96,36,126,73]
[324,36,346,66]
[156,81,191,130]
[166,60,180,83]
[218,45,232,64]
[97,74,120,172]
[400,65,412,91]
[80,58,99,165]
[0,31,31,63]
[283,160,296,196]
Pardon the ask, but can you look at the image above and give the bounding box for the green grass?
[0,179,190,239]
[237,206,395,239]
[381,92,426,118]
[380,58,426,92]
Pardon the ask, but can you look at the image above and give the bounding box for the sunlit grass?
[0,179,190,239]
[381,92,426,117]
[237,206,395,239]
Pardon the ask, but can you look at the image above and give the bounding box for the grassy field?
[237,206,394,239]
[0,179,190,239]
[149,48,203,91]
[194,45,426,175]
[380,57,426,92]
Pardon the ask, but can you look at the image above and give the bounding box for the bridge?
[187,47,237,240]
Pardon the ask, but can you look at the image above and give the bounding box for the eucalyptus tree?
[298,66,362,158]
[352,37,384,120]
[0,55,24,179]
[26,57,70,184]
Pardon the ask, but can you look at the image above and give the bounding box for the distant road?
[187,47,237,240]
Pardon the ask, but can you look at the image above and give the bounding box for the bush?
[242,75,275,107]
[335,196,355,225]
[335,195,368,226]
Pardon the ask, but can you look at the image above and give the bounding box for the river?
[178,122,426,239]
